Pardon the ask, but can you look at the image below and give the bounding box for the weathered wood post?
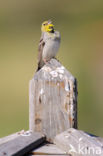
[29,59,77,142]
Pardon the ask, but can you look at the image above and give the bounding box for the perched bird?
[37,20,61,71]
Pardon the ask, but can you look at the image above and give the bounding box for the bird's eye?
[43,24,46,26]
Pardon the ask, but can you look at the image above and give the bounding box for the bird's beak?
[47,23,54,32]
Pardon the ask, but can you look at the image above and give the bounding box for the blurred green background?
[0,0,103,137]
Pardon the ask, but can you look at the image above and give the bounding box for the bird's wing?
[37,35,45,71]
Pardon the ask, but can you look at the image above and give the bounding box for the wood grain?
[0,131,46,156]
[54,128,103,156]
[30,143,70,156]
[29,59,78,142]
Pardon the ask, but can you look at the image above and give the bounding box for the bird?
[37,20,61,71]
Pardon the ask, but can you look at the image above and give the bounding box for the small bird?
[37,20,61,71]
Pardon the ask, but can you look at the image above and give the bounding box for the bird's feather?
[37,35,45,71]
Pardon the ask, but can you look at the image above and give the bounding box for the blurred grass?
[0,0,103,137]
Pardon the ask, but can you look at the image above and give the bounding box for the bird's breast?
[43,39,60,60]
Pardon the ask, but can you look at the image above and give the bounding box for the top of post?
[34,59,75,81]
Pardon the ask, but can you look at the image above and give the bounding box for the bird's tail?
[36,66,41,72]
[36,60,45,72]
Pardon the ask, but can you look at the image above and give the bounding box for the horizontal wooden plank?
[29,153,72,156]
[86,132,103,145]
[0,131,46,156]
[29,153,69,156]
[0,131,20,145]
[29,143,70,155]
[0,130,27,145]
[54,128,103,155]
[96,137,103,145]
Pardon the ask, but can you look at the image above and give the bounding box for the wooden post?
[29,59,77,142]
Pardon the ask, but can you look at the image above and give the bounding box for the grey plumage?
[37,31,61,71]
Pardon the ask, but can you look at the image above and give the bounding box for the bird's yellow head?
[41,20,54,33]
